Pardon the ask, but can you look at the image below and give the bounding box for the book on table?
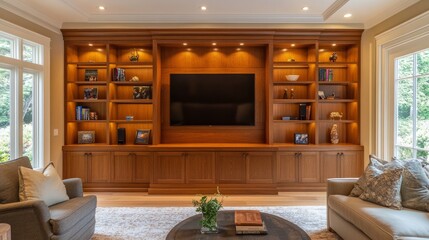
[235,210,267,235]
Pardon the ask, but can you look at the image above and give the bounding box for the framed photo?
[294,133,309,144]
[135,129,150,144]
[84,88,98,100]
[318,90,326,99]
[132,86,152,99]
[78,131,95,144]
[85,69,98,81]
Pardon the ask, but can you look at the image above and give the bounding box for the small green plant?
[192,187,224,232]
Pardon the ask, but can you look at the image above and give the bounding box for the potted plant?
[192,187,224,234]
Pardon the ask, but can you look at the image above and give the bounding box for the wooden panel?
[111,152,133,182]
[134,152,152,183]
[246,152,275,183]
[216,152,246,183]
[298,152,320,183]
[88,152,111,183]
[340,151,363,178]
[153,152,185,184]
[320,152,340,182]
[277,152,298,183]
[185,152,216,184]
[63,152,88,183]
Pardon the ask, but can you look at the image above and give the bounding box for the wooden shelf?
[110,81,153,86]
[67,62,108,66]
[69,99,108,103]
[273,99,316,104]
[67,81,108,85]
[318,99,356,103]
[68,120,108,123]
[273,120,315,124]
[318,120,357,123]
[318,82,354,85]
[110,120,153,123]
[273,81,315,85]
[110,99,153,104]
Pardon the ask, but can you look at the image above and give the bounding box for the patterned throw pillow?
[401,160,429,211]
[359,163,404,209]
[349,155,389,197]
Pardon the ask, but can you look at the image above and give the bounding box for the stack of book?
[76,106,90,120]
[234,210,267,235]
[319,68,334,81]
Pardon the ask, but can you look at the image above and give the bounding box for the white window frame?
[0,19,50,168]
[375,11,429,160]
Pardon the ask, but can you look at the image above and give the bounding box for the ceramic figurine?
[290,88,295,99]
[283,88,289,99]
[329,52,337,62]
[129,48,139,62]
[330,124,339,144]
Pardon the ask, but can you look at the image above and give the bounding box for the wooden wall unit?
[62,29,364,194]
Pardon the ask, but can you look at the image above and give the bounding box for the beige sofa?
[327,178,429,240]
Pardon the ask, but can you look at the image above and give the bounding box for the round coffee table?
[166,210,310,239]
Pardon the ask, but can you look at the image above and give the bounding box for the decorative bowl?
[286,75,299,81]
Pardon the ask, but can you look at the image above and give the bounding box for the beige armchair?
[0,157,97,240]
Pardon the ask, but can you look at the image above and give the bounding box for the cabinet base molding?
[148,184,278,195]
[277,183,327,192]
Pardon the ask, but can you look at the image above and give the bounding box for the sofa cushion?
[18,162,69,206]
[359,163,404,209]
[0,157,32,203]
[350,155,390,197]
[49,195,97,235]
[329,195,429,240]
[401,160,429,211]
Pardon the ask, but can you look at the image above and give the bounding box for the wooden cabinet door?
[216,152,246,183]
[320,152,340,182]
[134,152,152,183]
[88,152,111,183]
[63,152,88,183]
[186,152,216,184]
[246,152,275,183]
[111,152,133,183]
[340,151,363,178]
[153,152,185,184]
[277,152,298,183]
[298,152,320,183]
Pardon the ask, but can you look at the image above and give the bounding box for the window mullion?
[412,53,418,159]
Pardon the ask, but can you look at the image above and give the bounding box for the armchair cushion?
[18,162,69,206]
[0,157,32,203]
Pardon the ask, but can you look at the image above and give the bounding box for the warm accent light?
[212,42,217,46]
[302,7,309,11]
[332,43,337,46]
[236,48,241,51]
[344,13,352,18]
[88,43,93,47]
[187,48,191,51]
[319,49,325,52]
[183,43,188,46]
[213,48,218,51]
[96,48,103,52]
[201,6,207,11]
[282,48,287,52]
[239,43,244,46]
[291,44,295,47]
[98,6,105,10]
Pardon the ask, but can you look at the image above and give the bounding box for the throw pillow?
[359,163,404,209]
[349,155,389,197]
[401,160,429,211]
[18,162,69,206]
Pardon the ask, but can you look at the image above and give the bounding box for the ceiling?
[0,0,420,33]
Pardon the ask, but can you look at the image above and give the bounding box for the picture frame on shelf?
[83,88,98,100]
[134,129,150,144]
[294,133,309,144]
[77,131,95,144]
[84,69,98,81]
[132,86,152,99]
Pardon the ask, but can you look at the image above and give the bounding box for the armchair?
[0,157,97,240]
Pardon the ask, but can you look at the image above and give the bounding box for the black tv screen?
[170,74,255,126]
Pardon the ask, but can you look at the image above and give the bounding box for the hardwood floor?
[90,192,327,207]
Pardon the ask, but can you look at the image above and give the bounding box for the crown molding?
[322,0,349,20]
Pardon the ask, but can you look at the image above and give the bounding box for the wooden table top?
[166,210,310,240]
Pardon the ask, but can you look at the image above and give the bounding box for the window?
[0,19,50,168]
[395,49,429,160]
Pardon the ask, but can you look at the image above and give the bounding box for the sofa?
[0,157,97,240]
[327,178,429,240]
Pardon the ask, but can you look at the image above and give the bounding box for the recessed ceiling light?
[344,13,352,18]
[332,43,337,47]
[97,48,103,52]
[282,48,287,52]
[302,7,309,11]
[236,48,241,51]
[88,43,93,47]
[98,6,105,10]
[291,44,295,47]
[201,6,207,11]
[213,48,218,51]
[212,42,217,46]
[239,43,244,46]
[183,43,188,46]
[187,48,191,51]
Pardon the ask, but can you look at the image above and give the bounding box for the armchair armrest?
[327,178,358,197]
[63,178,83,198]
[0,200,52,239]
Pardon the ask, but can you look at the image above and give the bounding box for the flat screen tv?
[170,73,255,126]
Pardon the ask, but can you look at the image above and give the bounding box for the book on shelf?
[75,106,91,120]
[318,68,333,81]
[235,210,263,226]
[236,221,267,235]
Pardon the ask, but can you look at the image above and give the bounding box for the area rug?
[92,206,339,240]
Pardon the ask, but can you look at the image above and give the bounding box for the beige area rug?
[92,206,340,240]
